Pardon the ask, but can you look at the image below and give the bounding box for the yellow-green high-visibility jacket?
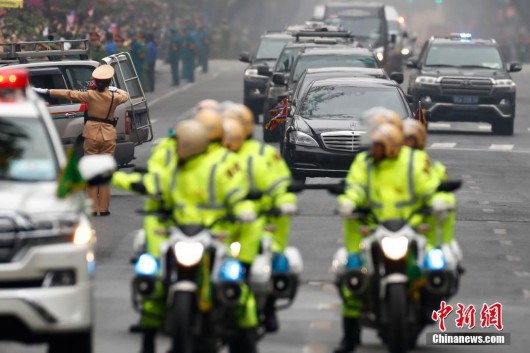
[338,146,442,221]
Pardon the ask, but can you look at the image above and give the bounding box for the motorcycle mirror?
[437,180,462,193]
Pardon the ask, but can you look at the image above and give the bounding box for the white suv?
[0,69,95,353]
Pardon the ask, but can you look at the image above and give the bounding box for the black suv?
[239,32,293,120]
[406,33,522,135]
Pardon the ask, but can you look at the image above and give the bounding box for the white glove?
[238,210,257,223]
[337,200,355,218]
[33,87,49,94]
[432,199,451,220]
[108,86,118,92]
[279,203,298,216]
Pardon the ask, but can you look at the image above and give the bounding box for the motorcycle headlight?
[381,236,409,260]
[415,76,438,85]
[230,242,241,257]
[174,242,204,267]
[288,131,318,147]
[220,259,245,282]
[424,248,446,270]
[135,254,159,276]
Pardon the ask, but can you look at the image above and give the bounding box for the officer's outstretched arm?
[338,152,369,206]
[49,89,90,102]
[111,171,164,196]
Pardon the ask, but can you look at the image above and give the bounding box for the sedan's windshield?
[0,118,57,181]
[293,55,378,82]
[425,45,504,69]
[255,38,290,60]
[300,85,407,118]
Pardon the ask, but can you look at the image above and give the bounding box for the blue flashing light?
[220,259,245,282]
[424,248,446,271]
[134,254,159,276]
[272,253,290,273]
[346,253,363,269]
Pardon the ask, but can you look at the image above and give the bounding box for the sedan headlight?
[494,79,515,88]
[288,131,319,147]
[415,76,438,85]
[174,242,204,267]
[73,216,95,245]
[244,68,261,79]
[381,236,409,260]
[374,47,384,61]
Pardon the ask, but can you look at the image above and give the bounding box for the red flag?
[265,98,288,131]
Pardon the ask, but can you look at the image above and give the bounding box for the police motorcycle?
[130,211,258,353]
[315,180,464,353]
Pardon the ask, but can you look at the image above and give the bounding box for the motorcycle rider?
[222,103,297,333]
[334,122,450,353]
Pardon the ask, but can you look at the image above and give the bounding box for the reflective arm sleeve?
[338,152,369,206]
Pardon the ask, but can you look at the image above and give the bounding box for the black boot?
[264,296,279,333]
[141,329,156,353]
[229,328,258,353]
[334,317,360,353]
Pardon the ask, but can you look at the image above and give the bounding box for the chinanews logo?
[427,301,510,345]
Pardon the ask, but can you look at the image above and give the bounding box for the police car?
[407,33,522,135]
[0,69,95,353]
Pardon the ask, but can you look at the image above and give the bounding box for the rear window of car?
[293,54,379,82]
[65,66,94,91]
[0,117,58,181]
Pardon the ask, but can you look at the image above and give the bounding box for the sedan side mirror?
[508,62,522,73]
[406,57,420,69]
[239,51,251,63]
[79,155,117,185]
[257,65,272,77]
[272,73,286,85]
[390,72,404,84]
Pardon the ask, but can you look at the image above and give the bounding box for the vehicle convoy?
[331,183,463,353]
[282,77,412,181]
[406,33,522,135]
[0,69,96,353]
[0,39,153,167]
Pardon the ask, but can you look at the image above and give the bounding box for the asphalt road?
[3,60,530,353]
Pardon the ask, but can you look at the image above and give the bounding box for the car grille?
[321,131,363,152]
[0,216,19,263]
[440,77,493,96]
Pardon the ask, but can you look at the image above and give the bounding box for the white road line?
[523,289,530,299]
[303,343,328,353]
[426,147,530,154]
[430,142,456,149]
[482,208,494,213]
[429,123,452,128]
[149,83,193,107]
[150,118,158,124]
[493,229,507,235]
[514,271,530,278]
[318,303,339,311]
[506,255,520,262]
[478,124,491,130]
[499,240,513,246]
[489,144,514,151]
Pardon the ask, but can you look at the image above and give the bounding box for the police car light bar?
[294,31,354,40]
[450,32,472,40]
[0,69,29,89]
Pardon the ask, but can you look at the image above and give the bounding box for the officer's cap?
[92,65,115,80]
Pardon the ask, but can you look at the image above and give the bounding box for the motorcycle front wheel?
[387,284,408,353]
[170,291,195,353]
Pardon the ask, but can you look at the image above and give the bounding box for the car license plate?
[453,96,479,104]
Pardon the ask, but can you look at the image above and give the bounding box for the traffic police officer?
[168,26,182,86]
[182,24,196,83]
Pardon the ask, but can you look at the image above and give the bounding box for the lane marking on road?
[150,118,158,124]
[318,303,339,311]
[506,255,520,262]
[427,146,530,154]
[429,123,452,129]
[430,142,456,149]
[493,229,507,235]
[523,289,530,299]
[514,271,530,278]
[149,83,193,107]
[499,240,513,246]
[478,124,491,130]
[310,321,333,331]
[489,144,514,151]
[482,208,494,213]
[488,220,500,224]
[303,343,328,353]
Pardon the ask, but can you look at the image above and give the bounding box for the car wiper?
[457,64,496,69]
[424,64,458,68]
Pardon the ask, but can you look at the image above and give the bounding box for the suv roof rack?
[293,31,354,41]
[0,39,89,64]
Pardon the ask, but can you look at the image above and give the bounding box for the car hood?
[421,67,510,79]
[0,182,83,216]
[294,115,366,135]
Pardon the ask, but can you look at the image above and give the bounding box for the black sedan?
[282,77,412,181]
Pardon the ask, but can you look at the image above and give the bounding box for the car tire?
[48,330,92,353]
[492,118,514,136]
